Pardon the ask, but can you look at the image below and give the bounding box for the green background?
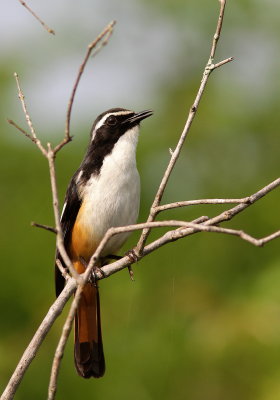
[1,0,280,399]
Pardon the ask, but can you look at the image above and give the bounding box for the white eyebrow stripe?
[93,110,132,134]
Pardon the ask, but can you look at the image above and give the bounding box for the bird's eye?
[106,115,117,126]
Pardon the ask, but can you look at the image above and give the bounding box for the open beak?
[122,109,153,125]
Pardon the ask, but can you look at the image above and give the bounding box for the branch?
[31,221,57,234]
[7,119,36,142]
[12,73,47,156]
[46,145,80,281]
[156,197,251,213]
[18,0,55,35]
[207,177,280,225]
[0,279,76,400]
[48,286,84,400]
[156,177,280,214]
[54,20,116,154]
[136,0,232,254]
[55,259,70,281]
[90,178,280,279]
[210,0,226,60]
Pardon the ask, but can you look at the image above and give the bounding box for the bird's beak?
[122,109,153,125]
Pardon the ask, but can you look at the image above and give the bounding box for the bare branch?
[0,279,76,400]
[212,56,234,69]
[207,177,280,225]
[54,20,116,154]
[136,0,232,255]
[11,74,79,285]
[31,222,57,234]
[7,119,36,142]
[48,286,83,400]
[18,0,55,35]
[13,73,47,156]
[210,0,226,60]
[143,178,280,254]
[156,197,251,213]
[88,179,280,279]
[46,145,80,282]
[93,221,279,281]
[55,259,70,281]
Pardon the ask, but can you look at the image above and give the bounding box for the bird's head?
[90,108,153,144]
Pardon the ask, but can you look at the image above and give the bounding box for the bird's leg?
[125,249,141,281]
[79,256,105,285]
[106,253,137,281]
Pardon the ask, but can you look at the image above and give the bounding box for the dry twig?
[48,285,84,400]
[13,73,47,156]
[18,0,55,35]
[31,222,57,234]
[55,20,116,154]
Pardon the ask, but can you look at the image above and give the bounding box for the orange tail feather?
[74,283,105,378]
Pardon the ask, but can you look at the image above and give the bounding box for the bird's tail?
[74,282,105,378]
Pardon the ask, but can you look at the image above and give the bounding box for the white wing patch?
[75,170,83,184]
[60,201,67,221]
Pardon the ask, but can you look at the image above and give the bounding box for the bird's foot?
[92,266,106,284]
[125,249,140,281]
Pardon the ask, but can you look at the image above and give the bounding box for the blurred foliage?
[1,1,280,399]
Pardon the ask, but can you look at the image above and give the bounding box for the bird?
[55,107,153,378]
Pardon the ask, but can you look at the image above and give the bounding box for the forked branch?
[135,0,232,255]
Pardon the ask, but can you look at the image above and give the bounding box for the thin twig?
[31,222,57,234]
[48,286,83,400]
[12,75,77,279]
[135,0,232,255]
[213,56,234,69]
[209,0,226,61]
[156,197,251,213]
[55,259,70,281]
[7,119,35,142]
[207,177,280,225]
[13,73,47,156]
[55,20,116,154]
[11,74,79,284]
[18,0,55,35]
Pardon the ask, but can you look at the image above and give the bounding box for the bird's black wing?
[55,173,82,297]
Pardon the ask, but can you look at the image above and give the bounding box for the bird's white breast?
[79,126,140,256]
